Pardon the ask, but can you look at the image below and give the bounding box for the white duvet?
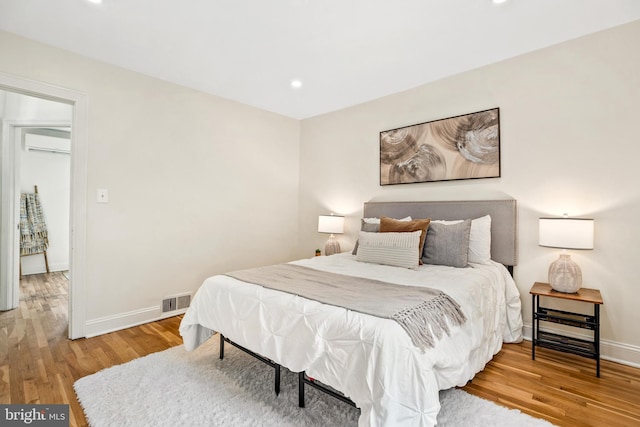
[180,254,523,427]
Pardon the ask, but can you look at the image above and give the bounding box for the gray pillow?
[421,219,472,268]
[352,221,380,254]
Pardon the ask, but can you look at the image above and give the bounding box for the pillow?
[422,219,472,268]
[468,215,491,264]
[431,219,463,225]
[361,216,412,224]
[362,217,381,224]
[430,215,492,264]
[356,230,421,269]
[362,222,380,233]
[379,217,431,261]
[352,216,412,255]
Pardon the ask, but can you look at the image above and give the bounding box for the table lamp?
[539,216,594,293]
[318,214,344,256]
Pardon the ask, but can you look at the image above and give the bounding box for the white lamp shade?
[318,214,344,234]
[539,218,594,250]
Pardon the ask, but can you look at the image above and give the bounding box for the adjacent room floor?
[0,272,638,426]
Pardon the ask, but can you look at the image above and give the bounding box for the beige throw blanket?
[20,193,49,256]
[226,264,467,350]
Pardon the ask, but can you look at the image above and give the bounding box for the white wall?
[0,92,72,275]
[0,30,301,335]
[298,20,640,365]
[3,90,72,120]
[20,133,71,274]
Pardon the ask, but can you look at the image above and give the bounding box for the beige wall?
[298,20,640,364]
[2,19,639,364]
[0,31,301,334]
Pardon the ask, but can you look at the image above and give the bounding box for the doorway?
[0,72,88,339]
[15,116,72,280]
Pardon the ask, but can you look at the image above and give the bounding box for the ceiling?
[1,0,640,119]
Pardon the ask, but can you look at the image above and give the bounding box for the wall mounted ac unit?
[25,133,71,154]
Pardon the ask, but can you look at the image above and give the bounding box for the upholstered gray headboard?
[363,200,518,267]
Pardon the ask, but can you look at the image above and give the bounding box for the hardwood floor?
[0,272,183,426]
[463,342,640,427]
[1,272,639,426]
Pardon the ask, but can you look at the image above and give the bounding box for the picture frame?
[380,108,500,185]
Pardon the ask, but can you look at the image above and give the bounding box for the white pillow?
[362,216,412,224]
[431,215,492,264]
[356,230,421,269]
[468,215,492,264]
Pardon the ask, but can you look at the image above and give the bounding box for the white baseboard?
[49,262,69,272]
[522,323,640,368]
[21,262,69,275]
[84,306,187,338]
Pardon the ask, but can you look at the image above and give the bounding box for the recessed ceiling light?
[291,80,302,89]
[87,0,102,4]
[492,0,509,4]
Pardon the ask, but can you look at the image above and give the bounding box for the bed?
[179,200,523,427]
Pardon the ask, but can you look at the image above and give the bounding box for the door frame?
[0,72,88,339]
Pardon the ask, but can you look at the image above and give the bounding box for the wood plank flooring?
[0,272,183,426]
[1,272,639,426]
[463,342,640,426]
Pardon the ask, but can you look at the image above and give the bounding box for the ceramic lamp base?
[548,253,582,293]
[324,234,341,256]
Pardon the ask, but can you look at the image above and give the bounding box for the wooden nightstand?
[530,282,604,377]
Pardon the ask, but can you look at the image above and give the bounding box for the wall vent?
[177,294,191,310]
[162,297,176,313]
[162,293,192,313]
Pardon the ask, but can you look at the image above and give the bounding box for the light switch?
[97,188,109,203]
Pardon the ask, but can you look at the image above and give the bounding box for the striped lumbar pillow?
[356,230,421,269]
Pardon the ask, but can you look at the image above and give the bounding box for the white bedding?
[179,253,523,427]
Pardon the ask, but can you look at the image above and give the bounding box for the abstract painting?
[380,108,500,185]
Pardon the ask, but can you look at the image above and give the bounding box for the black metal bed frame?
[298,372,357,408]
[218,334,357,408]
[219,334,281,395]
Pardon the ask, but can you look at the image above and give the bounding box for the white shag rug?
[74,337,555,427]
